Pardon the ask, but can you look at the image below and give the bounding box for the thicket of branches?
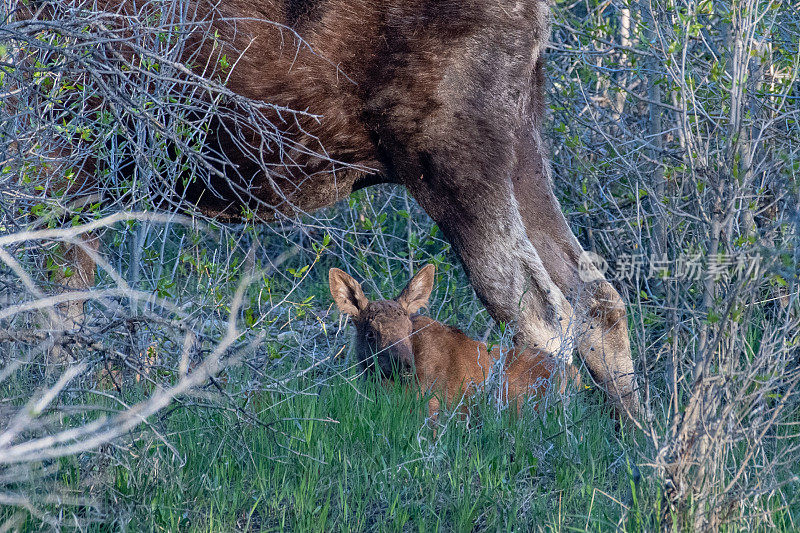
[549,0,799,528]
[0,0,798,529]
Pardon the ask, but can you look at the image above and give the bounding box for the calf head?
[329,265,436,379]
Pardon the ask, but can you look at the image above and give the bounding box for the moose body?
[28,0,640,419]
[330,265,579,420]
[408,314,578,418]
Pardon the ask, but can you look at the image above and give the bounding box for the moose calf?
[329,264,579,422]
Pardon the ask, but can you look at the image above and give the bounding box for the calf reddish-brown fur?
[330,265,579,420]
[32,0,640,420]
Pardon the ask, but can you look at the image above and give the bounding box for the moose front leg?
[511,135,641,421]
[575,281,639,421]
[409,176,577,365]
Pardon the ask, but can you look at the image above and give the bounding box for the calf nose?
[379,344,413,378]
[395,344,414,369]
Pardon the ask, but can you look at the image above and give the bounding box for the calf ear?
[329,268,369,317]
[397,264,436,314]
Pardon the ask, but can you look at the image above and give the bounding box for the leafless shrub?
[550,0,799,528]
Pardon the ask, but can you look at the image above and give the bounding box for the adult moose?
[25,0,640,420]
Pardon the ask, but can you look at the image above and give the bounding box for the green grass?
[91,371,650,532]
[7,358,797,531]
[4,343,799,532]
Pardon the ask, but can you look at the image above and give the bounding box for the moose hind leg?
[54,234,99,327]
[48,233,99,364]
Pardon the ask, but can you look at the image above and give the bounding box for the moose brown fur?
[30,0,640,420]
[330,265,579,420]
